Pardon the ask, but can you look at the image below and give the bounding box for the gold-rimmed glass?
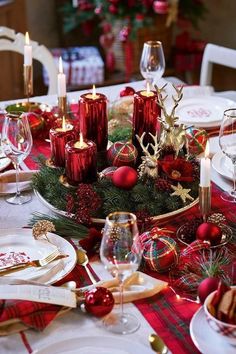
[100,212,143,334]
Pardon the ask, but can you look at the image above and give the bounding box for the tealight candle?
[200,141,211,187]
[24,32,32,65]
[78,85,108,152]
[49,116,75,167]
[65,133,97,185]
[132,83,161,154]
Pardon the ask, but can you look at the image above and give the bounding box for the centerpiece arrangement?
[33,83,202,225]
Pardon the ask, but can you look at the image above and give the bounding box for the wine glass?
[100,212,143,334]
[1,111,33,204]
[219,108,236,202]
[140,40,165,88]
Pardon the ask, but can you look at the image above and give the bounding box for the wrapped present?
[43,46,104,87]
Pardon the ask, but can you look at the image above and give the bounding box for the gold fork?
[0,249,61,276]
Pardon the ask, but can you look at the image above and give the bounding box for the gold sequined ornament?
[170,183,194,203]
[207,213,227,227]
[32,220,56,241]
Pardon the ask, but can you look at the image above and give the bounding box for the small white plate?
[0,229,76,284]
[212,151,233,181]
[190,307,236,354]
[173,96,236,128]
[33,336,153,354]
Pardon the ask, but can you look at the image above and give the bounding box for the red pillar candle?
[132,86,161,151]
[49,120,75,167]
[79,86,108,152]
[65,133,97,185]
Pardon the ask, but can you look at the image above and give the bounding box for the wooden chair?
[0,26,57,95]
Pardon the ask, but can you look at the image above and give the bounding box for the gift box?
[43,46,104,88]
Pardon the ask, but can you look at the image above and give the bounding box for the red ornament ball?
[107,142,138,167]
[120,86,135,97]
[198,277,220,304]
[84,287,114,317]
[112,166,138,190]
[196,222,222,246]
[27,113,45,137]
[140,232,178,272]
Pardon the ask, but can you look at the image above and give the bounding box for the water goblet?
[140,40,165,88]
[1,111,33,204]
[219,108,236,202]
[100,212,143,334]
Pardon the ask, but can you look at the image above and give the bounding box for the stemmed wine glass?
[219,108,236,202]
[140,40,165,88]
[1,111,33,204]
[100,212,143,334]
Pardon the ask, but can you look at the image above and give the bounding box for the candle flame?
[204,140,209,158]
[25,32,30,45]
[62,116,66,131]
[59,56,64,74]
[92,84,96,98]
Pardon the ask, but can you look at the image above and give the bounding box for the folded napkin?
[81,271,168,304]
[0,299,70,335]
[0,169,38,194]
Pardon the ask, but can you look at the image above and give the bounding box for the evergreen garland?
[32,157,199,223]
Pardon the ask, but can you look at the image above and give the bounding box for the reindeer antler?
[136,132,151,157]
[136,132,160,160]
[170,85,183,119]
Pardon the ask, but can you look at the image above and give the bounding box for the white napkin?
[0,169,38,194]
[81,271,168,303]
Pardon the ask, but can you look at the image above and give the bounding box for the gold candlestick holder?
[24,65,33,105]
[58,96,67,116]
[199,185,211,222]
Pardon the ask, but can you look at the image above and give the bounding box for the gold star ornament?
[170,183,194,203]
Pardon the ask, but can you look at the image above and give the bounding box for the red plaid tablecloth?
[7,138,235,354]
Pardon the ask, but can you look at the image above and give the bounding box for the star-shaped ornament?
[170,183,194,203]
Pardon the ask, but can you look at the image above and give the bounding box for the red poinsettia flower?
[159,156,194,182]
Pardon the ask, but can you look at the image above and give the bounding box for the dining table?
[0,78,235,354]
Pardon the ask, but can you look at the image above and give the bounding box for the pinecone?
[155,178,172,192]
[189,158,200,180]
[177,218,202,243]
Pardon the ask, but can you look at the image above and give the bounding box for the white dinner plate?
[190,307,236,354]
[173,96,236,128]
[212,151,234,181]
[33,336,153,354]
[0,229,76,284]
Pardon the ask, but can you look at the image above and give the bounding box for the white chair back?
[0,26,58,95]
[200,43,236,86]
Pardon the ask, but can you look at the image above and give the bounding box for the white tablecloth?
[0,79,234,354]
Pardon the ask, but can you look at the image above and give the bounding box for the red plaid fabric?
[134,182,236,354]
[0,260,97,331]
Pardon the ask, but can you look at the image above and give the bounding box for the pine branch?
[28,212,88,239]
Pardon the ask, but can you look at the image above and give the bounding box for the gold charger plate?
[34,189,199,225]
